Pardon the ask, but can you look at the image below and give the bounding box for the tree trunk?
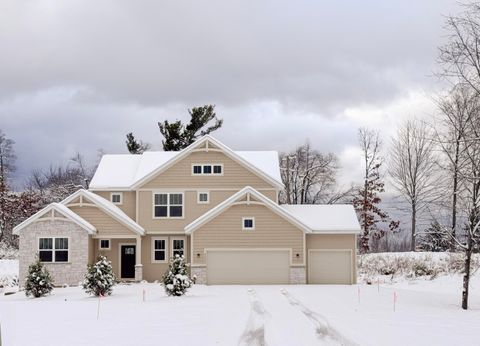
[411,202,416,252]
[451,140,460,251]
[462,236,472,310]
[286,156,291,204]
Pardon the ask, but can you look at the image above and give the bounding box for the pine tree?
[126,132,150,154]
[83,255,116,296]
[162,254,192,296]
[158,105,223,151]
[24,259,54,298]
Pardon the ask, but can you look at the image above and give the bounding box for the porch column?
[135,235,143,282]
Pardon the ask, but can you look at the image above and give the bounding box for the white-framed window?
[191,164,224,175]
[39,237,69,262]
[242,217,255,230]
[111,192,123,205]
[152,237,168,263]
[99,239,111,250]
[171,237,185,257]
[197,191,209,204]
[153,192,184,218]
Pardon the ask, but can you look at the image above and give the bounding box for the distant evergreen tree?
[126,132,150,154]
[162,254,192,296]
[418,221,452,252]
[24,259,54,298]
[83,256,116,296]
[158,105,223,151]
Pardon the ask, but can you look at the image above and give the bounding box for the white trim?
[191,163,224,176]
[152,191,185,219]
[99,239,111,250]
[307,249,354,285]
[151,237,168,263]
[13,203,96,235]
[37,236,70,263]
[118,242,136,280]
[242,217,255,230]
[61,189,145,235]
[110,192,123,205]
[197,191,210,204]
[171,236,186,258]
[132,136,283,189]
[185,186,311,234]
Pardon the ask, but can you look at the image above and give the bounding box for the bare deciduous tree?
[389,119,437,251]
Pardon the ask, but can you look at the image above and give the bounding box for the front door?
[121,245,136,279]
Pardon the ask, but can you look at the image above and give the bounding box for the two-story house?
[14,135,360,286]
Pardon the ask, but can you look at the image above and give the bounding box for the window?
[192,164,223,175]
[242,217,255,230]
[154,193,183,218]
[152,237,167,263]
[171,238,185,257]
[39,237,69,262]
[111,192,122,204]
[99,239,110,250]
[197,191,209,204]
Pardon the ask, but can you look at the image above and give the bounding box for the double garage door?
[205,249,353,285]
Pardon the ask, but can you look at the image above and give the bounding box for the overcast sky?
[0,0,459,189]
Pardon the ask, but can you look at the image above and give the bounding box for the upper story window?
[192,164,223,176]
[111,192,123,205]
[39,237,69,262]
[154,192,183,218]
[242,217,255,230]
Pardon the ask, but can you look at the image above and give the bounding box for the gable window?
[99,239,111,250]
[39,237,69,262]
[197,191,209,204]
[171,238,185,257]
[242,217,255,230]
[111,192,122,204]
[203,165,212,174]
[193,165,202,174]
[152,237,167,263]
[213,165,222,174]
[154,193,183,218]
[192,164,224,175]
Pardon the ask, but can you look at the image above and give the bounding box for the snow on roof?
[281,204,361,233]
[13,203,96,235]
[61,190,145,235]
[89,147,281,189]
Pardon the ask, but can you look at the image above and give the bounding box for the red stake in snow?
[393,291,397,312]
[143,289,146,303]
[97,293,104,320]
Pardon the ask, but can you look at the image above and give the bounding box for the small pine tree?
[24,259,54,298]
[418,221,452,252]
[162,254,192,296]
[83,255,116,296]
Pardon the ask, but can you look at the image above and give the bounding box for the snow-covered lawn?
[0,272,479,345]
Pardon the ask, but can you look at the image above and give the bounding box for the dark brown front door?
[121,245,136,279]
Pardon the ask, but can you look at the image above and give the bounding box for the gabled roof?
[281,205,361,233]
[61,189,145,235]
[13,203,96,235]
[89,135,283,190]
[185,186,311,234]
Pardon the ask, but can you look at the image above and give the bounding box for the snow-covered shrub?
[162,254,192,296]
[83,256,115,296]
[412,261,434,277]
[24,259,54,298]
[0,242,19,260]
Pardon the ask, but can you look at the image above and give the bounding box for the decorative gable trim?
[13,203,96,235]
[184,186,311,234]
[131,136,284,190]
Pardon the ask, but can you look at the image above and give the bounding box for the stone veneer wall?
[191,267,207,284]
[19,220,90,287]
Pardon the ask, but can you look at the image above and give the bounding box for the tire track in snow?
[238,289,267,346]
[280,289,358,346]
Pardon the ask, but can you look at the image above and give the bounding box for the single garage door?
[308,250,352,284]
[206,250,290,284]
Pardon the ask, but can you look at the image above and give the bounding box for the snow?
[89,149,282,190]
[281,204,361,232]
[1,258,479,345]
[0,259,18,287]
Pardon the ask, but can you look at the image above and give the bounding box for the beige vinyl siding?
[138,190,276,233]
[68,206,133,236]
[306,234,357,283]
[141,235,191,282]
[140,151,277,190]
[93,191,136,220]
[192,204,305,265]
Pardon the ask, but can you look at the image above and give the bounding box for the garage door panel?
[207,250,290,284]
[308,250,352,284]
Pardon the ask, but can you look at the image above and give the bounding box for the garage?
[308,250,353,284]
[206,249,290,285]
